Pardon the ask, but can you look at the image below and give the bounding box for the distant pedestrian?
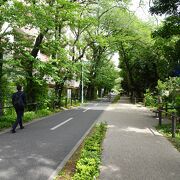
[11,85,26,133]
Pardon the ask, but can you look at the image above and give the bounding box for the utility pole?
[81,60,84,104]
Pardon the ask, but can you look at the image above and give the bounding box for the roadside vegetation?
[112,94,121,103]
[138,1,180,152]
[0,109,52,130]
[144,77,180,151]
[55,123,107,180]
[156,124,180,152]
[144,77,180,117]
[0,100,80,131]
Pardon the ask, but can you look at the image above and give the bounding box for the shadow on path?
[99,96,180,180]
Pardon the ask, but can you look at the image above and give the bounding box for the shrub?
[0,114,15,129]
[144,89,157,107]
[72,123,107,180]
[24,111,36,122]
[175,95,180,116]
[0,108,54,131]
[36,109,52,117]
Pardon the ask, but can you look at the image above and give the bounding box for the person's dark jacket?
[12,91,26,110]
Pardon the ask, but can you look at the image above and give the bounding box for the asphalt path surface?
[99,97,180,180]
[0,101,109,180]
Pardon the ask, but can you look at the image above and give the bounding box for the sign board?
[67,89,71,99]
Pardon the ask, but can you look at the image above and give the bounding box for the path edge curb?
[48,117,99,180]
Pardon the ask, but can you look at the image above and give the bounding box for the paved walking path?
[99,96,180,180]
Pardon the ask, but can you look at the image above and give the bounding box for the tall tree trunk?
[55,76,67,107]
[55,82,65,107]
[26,64,34,102]
[86,84,92,100]
[87,84,96,100]
[119,43,134,96]
[86,45,105,100]
[55,83,61,107]
[58,82,64,107]
[31,33,44,58]
[25,32,45,106]
[25,0,55,105]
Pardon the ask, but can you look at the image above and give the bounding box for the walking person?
[11,85,26,133]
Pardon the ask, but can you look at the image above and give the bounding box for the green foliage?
[2,0,178,111]
[24,111,36,122]
[150,1,180,78]
[175,95,180,116]
[150,0,179,16]
[152,16,180,38]
[105,7,158,96]
[24,109,52,122]
[0,108,52,130]
[152,37,179,79]
[36,109,52,116]
[0,114,15,129]
[72,123,107,180]
[144,89,157,107]
[145,77,180,115]
[94,60,119,91]
[156,77,180,104]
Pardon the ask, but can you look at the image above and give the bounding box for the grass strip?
[0,103,80,131]
[0,109,53,130]
[156,123,180,151]
[55,122,107,180]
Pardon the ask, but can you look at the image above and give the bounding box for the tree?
[100,3,158,96]
[4,0,80,106]
[0,0,23,113]
[150,0,179,16]
[80,0,127,99]
[150,0,180,39]
[150,0,180,77]
[94,58,119,96]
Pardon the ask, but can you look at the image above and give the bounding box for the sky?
[129,0,152,21]
[129,0,165,24]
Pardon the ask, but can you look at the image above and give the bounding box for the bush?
[0,108,53,130]
[72,123,107,180]
[36,109,52,117]
[144,89,157,107]
[175,95,180,116]
[145,77,180,111]
[24,111,36,122]
[0,114,15,129]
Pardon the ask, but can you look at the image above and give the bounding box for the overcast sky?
[129,0,164,24]
[129,0,151,21]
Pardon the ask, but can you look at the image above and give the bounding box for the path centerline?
[83,108,90,112]
[50,117,73,130]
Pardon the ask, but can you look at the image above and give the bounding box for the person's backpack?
[13,93,24,108]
